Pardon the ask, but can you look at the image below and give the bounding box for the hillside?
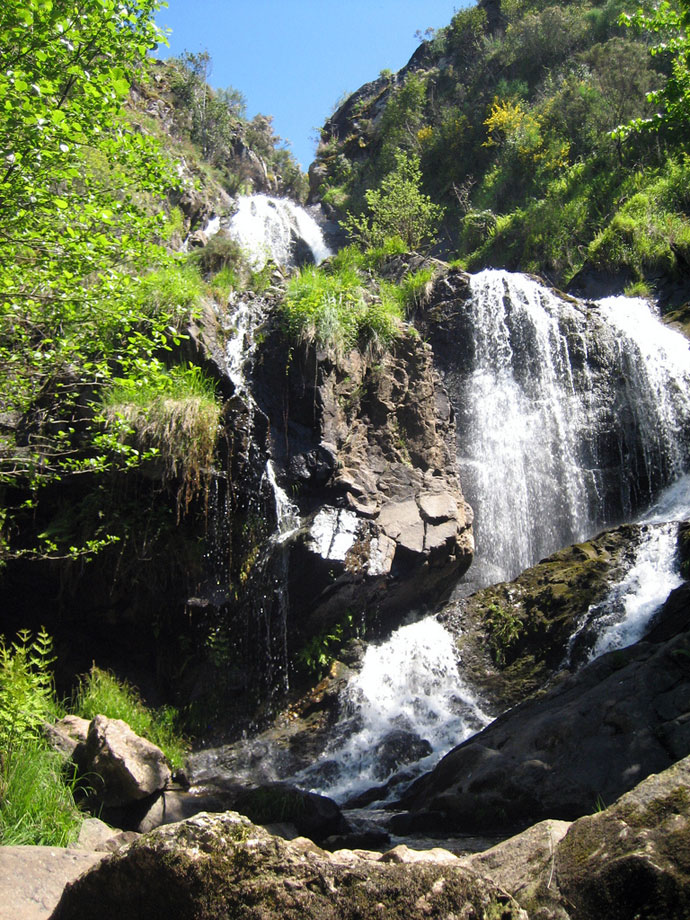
[310,0,690,296]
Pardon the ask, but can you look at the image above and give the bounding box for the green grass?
[282,263,398,353]
[72,666,189,770]
[0,739,82,846]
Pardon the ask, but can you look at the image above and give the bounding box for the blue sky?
[155,1,466,168]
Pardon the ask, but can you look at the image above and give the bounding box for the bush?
[342,152,444,251]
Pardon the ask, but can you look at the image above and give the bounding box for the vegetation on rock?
[314,0,690,290]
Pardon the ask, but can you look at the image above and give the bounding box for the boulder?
[554,755,690,920]
[460,756,690,919]
[44,715,90,760]
[232,782,348,843]
[50,811,527,920]
[74,715,171,808]
[0,846,104,920]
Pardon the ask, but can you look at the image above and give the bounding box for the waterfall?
[451,270,690,586]
[228,194,332,269]
[298,618,489,804]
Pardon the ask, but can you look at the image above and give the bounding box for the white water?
[301,618,490,803]
[229,194,332,269]
[454,271,690,585]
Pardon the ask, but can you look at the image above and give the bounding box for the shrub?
[342,152,444,251]
[282,264,403,354]
[101,364,221,514]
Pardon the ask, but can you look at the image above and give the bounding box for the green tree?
[0,0,186,560]
[343,151,444,250]
[618,0,690,136]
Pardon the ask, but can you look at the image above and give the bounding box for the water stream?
[229,194,332,269]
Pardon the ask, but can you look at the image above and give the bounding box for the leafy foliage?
[0,0,226,563]
[343,152,444,251]
[0,628,82,846]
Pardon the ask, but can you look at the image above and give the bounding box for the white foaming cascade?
[301,618,489,803]
[455,271,690,586]
[229,194,331,269]
[566,475,690,667]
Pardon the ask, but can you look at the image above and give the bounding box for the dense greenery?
[314,0,690,289]
[0,1,224,563]
[0,630,187,844]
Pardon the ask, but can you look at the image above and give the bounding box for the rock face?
[255,319,473,651]
[0,846,105,920]
[74,716,171,808]
[50,811,526,920]
[393,582,690,834]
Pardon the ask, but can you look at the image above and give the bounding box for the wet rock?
[439,523,650,712]
[374,729,433,779]
[74,715,171,808]
[50,811,527,920]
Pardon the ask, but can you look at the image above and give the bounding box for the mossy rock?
[51,811,527,920]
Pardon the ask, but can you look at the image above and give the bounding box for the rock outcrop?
[255,319,473,649]
[49,811,526,920]
[439,522,651,712]
[392,581,690,835]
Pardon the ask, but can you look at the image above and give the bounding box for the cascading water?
[566,474,690,669]
[450,270,690,586]
[228,194,332,269]
[297,618,489,804]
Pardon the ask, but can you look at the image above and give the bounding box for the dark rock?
[233,782,348,843]
[374,729,433,779]
[396,582,690,834]
[49,811,527,920]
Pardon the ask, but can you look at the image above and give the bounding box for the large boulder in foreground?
[50,811,526,920]
[460,754,690,919]
[394,582,690,834]
[74,715,171,808]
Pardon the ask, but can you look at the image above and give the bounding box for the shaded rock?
[397,582,690,834]
[136,789,232,834]
[50,811,527,920]
[233,782,348,843]
[75,715,171,808]
[554,754,690,920]
[0,846,104,920]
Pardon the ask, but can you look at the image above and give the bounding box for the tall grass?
[72,667,188,771]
